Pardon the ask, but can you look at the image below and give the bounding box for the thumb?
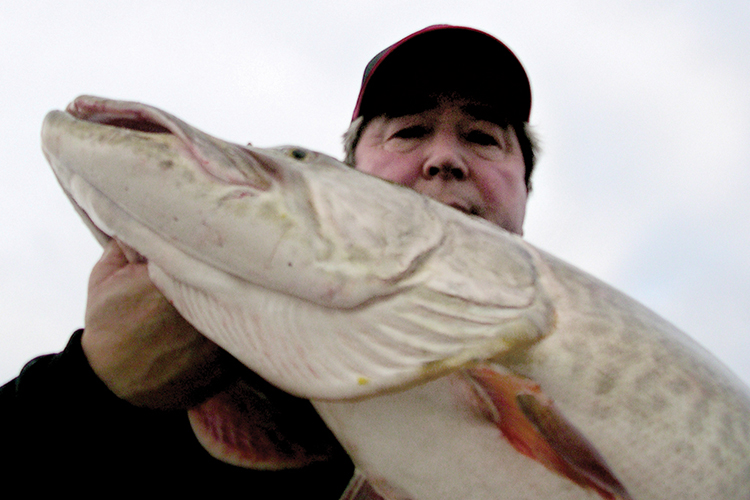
[88,239,141,290]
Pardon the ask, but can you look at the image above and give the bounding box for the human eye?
[465,130,501,147]
[391,125,429,140]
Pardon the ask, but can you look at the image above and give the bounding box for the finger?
[114,239,147,264]
[88,239,129,289]
[89,239,151,293]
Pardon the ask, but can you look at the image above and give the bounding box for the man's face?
[353,99,528,235]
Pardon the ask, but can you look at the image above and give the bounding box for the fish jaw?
[42,96,280,262]
[62,95,273,189]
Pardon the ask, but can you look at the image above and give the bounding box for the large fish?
[42,96,750,499]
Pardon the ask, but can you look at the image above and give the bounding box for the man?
[344,25,536,234]
[1,25,537,493]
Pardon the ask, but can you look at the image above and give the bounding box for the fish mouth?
[64,95,273,190]
[66,95,180,136]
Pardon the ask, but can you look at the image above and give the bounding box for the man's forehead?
[459,102,506,124]
[385,95,510,126]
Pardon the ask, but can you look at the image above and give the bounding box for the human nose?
[421,135,469,181]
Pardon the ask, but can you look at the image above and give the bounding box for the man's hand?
[82,239,234,409]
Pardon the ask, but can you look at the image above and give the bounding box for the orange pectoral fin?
[467,367,632,500]
[187,375,339,470]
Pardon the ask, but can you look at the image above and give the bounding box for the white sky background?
[1,1,748,388]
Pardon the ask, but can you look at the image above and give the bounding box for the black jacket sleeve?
[0,330,354,495]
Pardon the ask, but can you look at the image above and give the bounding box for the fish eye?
[288,148,310,160]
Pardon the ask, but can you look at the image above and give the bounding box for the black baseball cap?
[352,25,531,123]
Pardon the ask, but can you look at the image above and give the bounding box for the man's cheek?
[362,158,419,186]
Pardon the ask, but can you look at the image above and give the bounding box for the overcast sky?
[1,1,748,389]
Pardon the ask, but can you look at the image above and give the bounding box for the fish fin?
[187,376,338,469]
[338,469,412,500]
[467,367,633,500]
[338,470,386,500]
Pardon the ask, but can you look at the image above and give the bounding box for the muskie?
[42,96,750,499]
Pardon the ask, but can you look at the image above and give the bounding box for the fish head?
[41,96,446,308]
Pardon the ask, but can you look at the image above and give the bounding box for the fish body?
[42,96,750,499]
